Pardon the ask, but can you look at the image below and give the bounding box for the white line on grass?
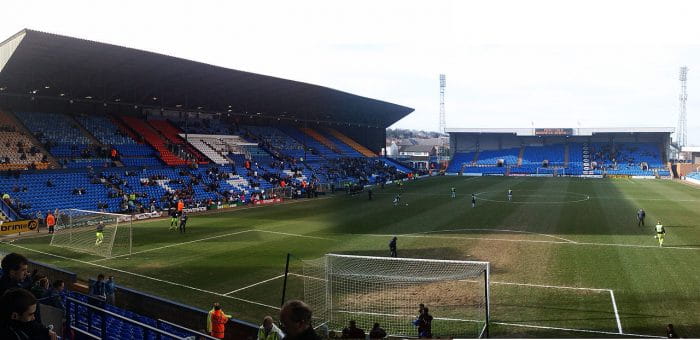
[224,274,285,296]
[407,228,577,243]
[359,233,700,251]
[493,321,663,338]
[90,229,255,262]
[1,242,281,310]
[609,289,623,334]
[256,230,335,241]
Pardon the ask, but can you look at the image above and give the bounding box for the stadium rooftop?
[0,29,414,128]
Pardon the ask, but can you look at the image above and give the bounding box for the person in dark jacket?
[416,307,433,338]
[341,320,365,339]
[46,280,65,311]
[389,237,397,258]
[0,288,57,340]
[179,213,188,234]
[280,300,320,340]
[368,323,387,339]
[0,253,29,297]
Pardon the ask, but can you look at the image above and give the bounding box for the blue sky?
[3,0,700,144]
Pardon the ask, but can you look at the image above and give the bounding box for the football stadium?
[0,27,699,340]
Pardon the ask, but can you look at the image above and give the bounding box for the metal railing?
[65,295,189,340]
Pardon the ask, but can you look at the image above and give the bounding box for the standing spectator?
[46,280,65,311]
[341,320,365,339]
[369,323,387,339]
[0,288,58,340]
[258,315,284,340]
[0,253,29,297]
[89,274,106,302]
[45,212,56,234]
[416,307,433,338]
[279,300,320,340]
[105,276,116,305]
[207,302,231,339]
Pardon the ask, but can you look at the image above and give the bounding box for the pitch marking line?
[493,322,663,338]
[92,229,332,264]
[407,228,577,244]
[224,274,285,296]
[1,242,281,310]
[256,230,335,241]
[360,233,700,251]
[90,229,256,262]
[609,289,623,334]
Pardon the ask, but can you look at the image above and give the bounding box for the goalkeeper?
[95,222,105,246]
[654,220,666,247]
[169,207,179,230]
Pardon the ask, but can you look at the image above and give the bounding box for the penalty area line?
[224,274,285,296]
[90,229,255,262]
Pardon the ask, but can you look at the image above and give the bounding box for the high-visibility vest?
[257,325,283,340]
[46,214,55,227]
[177,201,184,211]
[207,309,229,339]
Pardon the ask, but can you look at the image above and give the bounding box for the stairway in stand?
[324,128,377,157]
[300,127,340,154]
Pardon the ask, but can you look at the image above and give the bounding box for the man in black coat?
[0,253,29,297]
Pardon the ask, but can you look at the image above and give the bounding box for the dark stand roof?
[0,29,413,127]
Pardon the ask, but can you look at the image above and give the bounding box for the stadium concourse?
[0,29,421,339]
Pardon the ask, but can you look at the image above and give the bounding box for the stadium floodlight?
[303,254,490,339]
[50,209,132,258]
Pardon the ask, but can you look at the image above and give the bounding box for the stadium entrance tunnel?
[474,190,590,204]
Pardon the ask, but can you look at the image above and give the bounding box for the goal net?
[50,209,132,258]
[303,254,490,339]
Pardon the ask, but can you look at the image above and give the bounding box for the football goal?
[50,209,132,258]
[303,254,490,338]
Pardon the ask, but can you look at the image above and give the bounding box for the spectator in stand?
[341,320,365,339]
[105,276,116,305]
[207,302,231,339]
[0,253,29,297]
[258,315,285,340]
[279,300,320,340]
[0,288,58,340]
[369,323,387,339]
[46,280,65,311]
[30,277,49,300]
[89,274,106,303]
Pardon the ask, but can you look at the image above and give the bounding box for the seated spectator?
[0,288,57,340]
[369,323,386,339]
[46,180,53,187]
[0,253,29,296]
[341,320,365,339]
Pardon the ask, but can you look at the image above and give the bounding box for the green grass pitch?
[2,176,699,337]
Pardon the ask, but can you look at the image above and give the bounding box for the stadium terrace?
[446,127,674,178]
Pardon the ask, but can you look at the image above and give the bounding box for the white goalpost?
[303,254,490,339]
[50,209,132,258]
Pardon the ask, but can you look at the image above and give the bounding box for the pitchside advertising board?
[0,219,39,236]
